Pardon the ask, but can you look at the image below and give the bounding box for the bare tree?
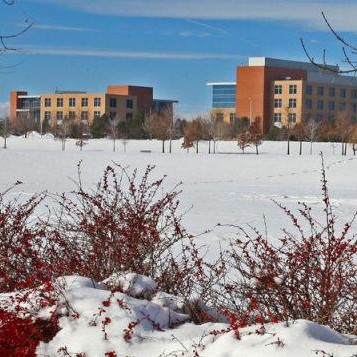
[0,116,10,149]
[144,109,171,153]
[237,131,250,154]
[57,116,74,151]
[305,116,320,155]
[349,124,357,156]
[13,111,37,138]
[249,117,263,155]
[106,116,119,152]
[293,121,307,156]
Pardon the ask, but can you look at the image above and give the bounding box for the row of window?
[273,113,296,123]
[274,84,357,98]
[274,84,297,95]
[45,111,135,121]
[274,98,297,108]
[44,98,134,109]
[215,113,236,123]
[45,111,102,121]
[306,100,357,112]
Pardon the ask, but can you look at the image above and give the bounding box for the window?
[57,98,63,107]
[94,97,101,107]
[69,98,76,107]
[317,86,324,96]
[329,87,335,97]
[44,111,51,121]
[274,85,282,94]
[339,102,346,111]
[44,98,51,107]
[126,99,133,109]
[289,98,297,108]
[109,98,117,108]
[274,98,282,108]
[352,90,357,99]
[317,100,324,110]
[289,84,297,94]
[94,111,101,119]
[216,113,223,122]
[69,111,76,120]
[328,113,335,121]
[81,98,88,107]
[229,113,236,123]
[352,103,357,113]
[317,114,323,121]
[288,113,296,123]
[56,111,63,121]
[81,111,88,121]
[126,113,133,120]
[306,85,312,95]
[340,88,346,98]
[329,101,335,110]
[109,112,116,119]
[273,113,282,123]
[305,99,312,109]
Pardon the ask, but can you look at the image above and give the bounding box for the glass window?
[81,111,88,121]
[69,98,76,107]
[109,112,116,119]
[44,98,51,107]
[57,98,63,107]
[126,99,133,109]
[110,98,117,108]
[329,87,335,97]
[351,90,357,99]
[81,98,88,107]
[340,88,346,98]
[44,111,51,121]
[94,111,101,118]
[306,85,312,95]
[274,85,282,94]
[56,111,63,121]
[126,113,133,120]
[69,111,76,120]
[273,113,282,123]
[274,98,282,108]
[352,103,357,113]
[216,113,223,122]
[305,99,312,109]
[317,114,323,121]
[288,113,296,123]
[94,97,101,107]
[289,98,297,108]
[289,84,297,94]
[317,86,324,96]
[317,100,324,110]
[229,113,236,123]
[329,101,335,110]
[339,102,346,111]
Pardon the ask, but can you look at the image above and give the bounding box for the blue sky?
[1,0,357,117]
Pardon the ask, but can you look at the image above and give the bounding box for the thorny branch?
[301,11,357,74]
[0,0,33,54]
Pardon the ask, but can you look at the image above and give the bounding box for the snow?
[2,135,357,355]
[33,275,357,357]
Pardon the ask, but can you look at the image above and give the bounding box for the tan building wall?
[211,108,236,124]
[271,79,357,127]
[40,92,137,126]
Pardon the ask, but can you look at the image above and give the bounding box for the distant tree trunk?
[196,140,199,154]
[213,141,216,154]
[255,143,258,155]
[299,140,302,155]
[208,140,211,154]
[287,137,290,155]
[353,143,356,156]
[162,140,165,153]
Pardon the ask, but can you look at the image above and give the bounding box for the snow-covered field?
[1,134,357,356]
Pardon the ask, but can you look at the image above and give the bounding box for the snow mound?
[103,272,157,299]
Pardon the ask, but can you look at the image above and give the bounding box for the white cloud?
[0,102,10,118]
[32,24,97,32]
[29,0,357,32]
[17,45,243,60]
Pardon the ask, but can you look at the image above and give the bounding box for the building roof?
[206,82,236,86]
